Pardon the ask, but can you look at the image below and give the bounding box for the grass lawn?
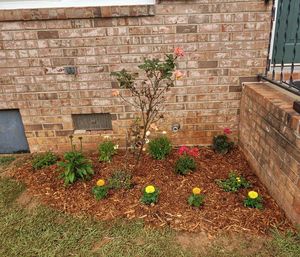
[0,176,299,257]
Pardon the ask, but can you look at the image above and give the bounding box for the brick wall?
[0,0,271,152]
[240,83,300,225]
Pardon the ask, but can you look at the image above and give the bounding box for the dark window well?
[72,113,113,131]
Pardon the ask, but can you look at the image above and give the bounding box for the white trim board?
[0,0,155,10]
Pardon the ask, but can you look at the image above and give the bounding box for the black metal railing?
[259,0,300,96]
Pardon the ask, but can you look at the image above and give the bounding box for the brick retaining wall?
[240,82,300,224]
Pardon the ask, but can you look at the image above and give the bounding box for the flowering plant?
[141,185,159,205]
[244,190,263,209]
[188,187,205,207]
[92,179,109,200]
[212,127,234,154]
[216,172,251,192]
[111,47,184,163]
[178,146,199,158]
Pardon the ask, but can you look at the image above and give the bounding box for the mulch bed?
[12,147,293,235]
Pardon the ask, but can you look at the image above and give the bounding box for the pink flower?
[174,70,183,80]
[223,127,232,135]
[112,89,120,97]
[189,147,199,158]
[174,47,184,57]
[178,146,189,155]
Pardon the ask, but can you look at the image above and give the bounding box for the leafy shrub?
[0,156,15,166]
[148,136,172,160]
[216,172,251,192]
[98,141,117,162]
[141,185,159,205]
[32,151,58,170]
[92,179,109,200]
[212,135,234,154]
[244,191,263,209]
[188,188,205,207]
[58,151,94,185]
[175,155,196,175]
[108,170,133,190]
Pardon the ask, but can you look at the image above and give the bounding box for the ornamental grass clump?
[212,127,234,154]
[148,136,172,160]
[216,171,251,192]
[98,140,118,162]
[188,187,205,207]
[92,179,109,200]
[244,190,263,210]
[174,146,198,175]
[141,185,159,205]
[32,151,58,170]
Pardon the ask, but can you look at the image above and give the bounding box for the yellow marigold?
[96,179,105,187]
[192,187,201,195]
[248,191,258,199]
[145,185,155,194]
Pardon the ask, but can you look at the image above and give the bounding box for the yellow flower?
[248,191,258,199]
[96,179,105,187]
[192,187,201,195]
[236,177,241,182]
[145,185,155,194]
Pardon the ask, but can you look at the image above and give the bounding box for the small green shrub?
[148,136,172,160]
[175,155,196,175]
[92,179,109,200]
[216,172,251,192]
[244,191,263,209]
[188,194,205,207]
[0,156,16,166]
[58,151,93,185]
[108,170,133,190]
[141,185,159,205]
[188,187,205,207]
[98,141,117,162]
[32,151,58,170]
[212,134,234,154]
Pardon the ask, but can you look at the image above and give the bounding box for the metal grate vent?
[72,113,112,130]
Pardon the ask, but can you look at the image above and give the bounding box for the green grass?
[0,178,191,257]
[0,177,299,257]
[0,156,16,167]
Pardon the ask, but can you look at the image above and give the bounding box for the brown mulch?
[12,147,293,235]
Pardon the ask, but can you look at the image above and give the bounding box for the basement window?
[72,113,113,131]
[0,0,155,10]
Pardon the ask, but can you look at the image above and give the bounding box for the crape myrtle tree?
[111,47,184,163]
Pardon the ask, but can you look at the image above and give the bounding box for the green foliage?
[148,136,172,160]
[110,69,137,89]
[32,151,58,170]
[0,156,16,166]
[58,151,93,185]
[175,155,196,175]
[108,170,133,190]
[188,194,205,207]
[140,188,159,205]
[92,185,109,200]
[244,195,263,210]
[212,135,234,154]
[138,54,176,82]
[98,141,117,162]
[216,172,251,192]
